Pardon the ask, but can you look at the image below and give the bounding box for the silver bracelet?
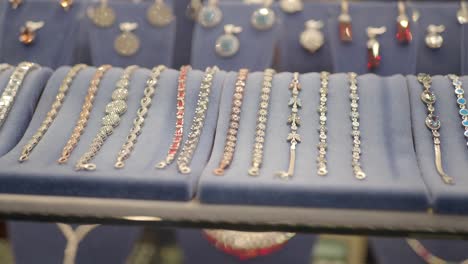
[0,62,39,129]
[348,72,366,180]
[76,65,139,171]
[177,66,219,174]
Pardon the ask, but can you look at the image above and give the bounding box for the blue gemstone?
[455,89,465,95]
[460,109,468,116]
[463,120,468,127]
[465,130,468,137]
[458,98,467,105]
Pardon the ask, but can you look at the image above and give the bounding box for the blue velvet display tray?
[199,72,429,211]
[191,2,281,71]
[0,0,83,68]
[0,66,225,201]
[0,66,51,157]
[87,1,176,68]
[8,222,140,264]
[409,75,468,214]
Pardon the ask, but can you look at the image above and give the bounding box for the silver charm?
[279,0,303,14]
[197,0,222,28]
[300,19,324,53]
[87,0,115,28]
[114,22,140,57]
[147,0,174,27]
[251,0,276,31]
[215,24,242,58]
[457,1,468,24]
[425,24,445,49]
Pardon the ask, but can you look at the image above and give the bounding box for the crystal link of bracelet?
[418,73,453,185]
[57,65,111,164]
[114,65,166,169]
[0,63,12,73]
[75,65,138,171]
[348,72,366,180]
[213,68,248,176]
[447,74,468,147]
[248,68,275,177]
[317,71,330,176]
[19,64,87,162]
[156,65,192,169]
[0,62,39,129]
[177,66,219,174]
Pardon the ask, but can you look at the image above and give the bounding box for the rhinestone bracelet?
[248,68,275,177]
[418,73,453,185]
[177,66,219,174]
[114,65,166,169]
[156,65,192,169]
[213,68,248,176]
[75,65,138,171]
[348,72,366,180]
[19,64,87,162]
[57,65,111,164]
[317,71,330,176]
[447,74,468,147]
[0,62,39,130]
[276,72,302,180]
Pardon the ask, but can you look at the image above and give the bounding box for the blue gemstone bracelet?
[448,75,468,147]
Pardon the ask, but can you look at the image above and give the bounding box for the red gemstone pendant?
[366,26,386,71]
[367,47,381,70]
[339,20,353,42]
[396,16,412,43]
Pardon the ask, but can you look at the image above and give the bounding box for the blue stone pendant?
[215,24,242,58]
[251,5,276,31]
[198,3,222,28]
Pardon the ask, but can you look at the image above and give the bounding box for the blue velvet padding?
[8,222,140,264]
[408,75,468,214]
[462,25,468,75]
[410,2,462,75]
[328,2,418,75]
[173,0,195,68]
[199,72,428,211]
[87,1,176,68]
[0,66,225,200]
[191,2,281,71]
[0,0,83,68]
[0,67,52,157]
[370,237,468,264]
[177,229,315,264]
[276,3,334,73]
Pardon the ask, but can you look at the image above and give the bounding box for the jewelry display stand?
[0,66,51,157]
[0,66,225,200]
[8,222,140,263]
[87,1,176,68]
[408,75,468,214]
[0,0,82,68]
[191,2,281,71]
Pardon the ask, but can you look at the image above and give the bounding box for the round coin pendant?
[198,5,222,28]
[114,32,140,56]
[88,5,115,28]
[147,1,174,27]
[215,34,239,57]
[251,7,275,30]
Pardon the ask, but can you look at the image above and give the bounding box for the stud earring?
[425,24,445,49]
[279,0,303,14]
[215,24,242,58]
[19,21,44,45]
[59,0,73,11]
[197,0,222,28]
[366,26,386,70]
[251,0,276,31]
[87,0,116,28]
[147,0,174,27]
[9,0,22,9]
[114,22,140,57]
[457,0,468,24]
[300,19,325,53]
[338,0,352,42]
[396,1,412,44]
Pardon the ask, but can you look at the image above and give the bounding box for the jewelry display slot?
[190,2,280,71]
[413,2,462,75]
[0,67,225,201]
[408,75,468,214]
[87,1,176,68]
[173,0,196,67]
[8,222,141,264]
[199,72,428,211]
[0,0,82,68]
[0,66,51,157]
[329,2,418,75]
[462,25,468,75]
[276,2,333,73]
